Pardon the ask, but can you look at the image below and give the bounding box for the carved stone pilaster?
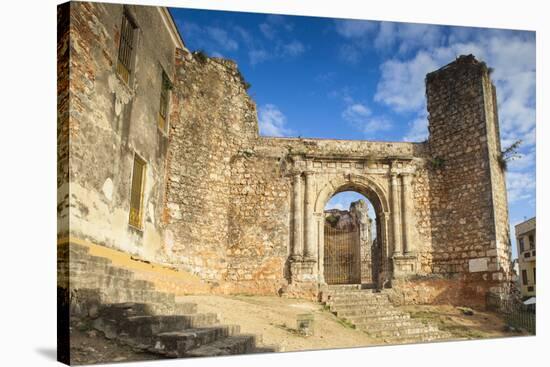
[401,172,414,255]
[390,172,402,256]
[303,171,316,261]
[291,171,303,261]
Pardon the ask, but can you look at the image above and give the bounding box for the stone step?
[92,288,176,306]
[62,262,136,279]
[94,312,219,340]
[335,308,407,318]
[381,331,452,344]
[327,293,390,301]
[69,283,170,301]
[365,324,440,338]
[358,319,428,332]
[328,298,390,304]
[324,284,364,291]
[186,335,256,357]
[57,243,90,257]
[62,253,113,266]
[150,325,241,357]
[344,313,411,324]
[99,302,198,319]
[61,267,130,281]
[324,288,378,295]
[121,313,219,336]
[327,299,391,309]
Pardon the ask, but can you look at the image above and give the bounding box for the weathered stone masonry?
[59,2,512,308]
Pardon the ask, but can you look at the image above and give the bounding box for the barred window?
[117,11,137,84]
[158,71,170,131]
[129,155,146,228]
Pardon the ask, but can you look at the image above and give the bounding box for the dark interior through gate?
[324,191,380,287]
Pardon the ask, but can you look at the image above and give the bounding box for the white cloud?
[334,19,377,38]
[179,22,240,53]
[375,51,438,112]
[374,32,536,153]
[374,23,446,54]
[249,49,270,65]
[506,171,536,203]
[281,40,305,57]
[326,202,345,210]
[342,103,392,136]
[259,22,276,40]
[338,44,363,64]
[403,115,429,142]
[205,27,239,51]
[258,104,293,137]
[343,103,371,121]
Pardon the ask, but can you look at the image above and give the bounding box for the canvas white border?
[0,0,545,366]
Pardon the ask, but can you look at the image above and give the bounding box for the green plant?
[430,156,445,169]
[235,68,251,91]
[325,215,339,226]
[498,139,522,171]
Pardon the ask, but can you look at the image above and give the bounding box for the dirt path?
[397,304,529,340]
[180,295,381,352]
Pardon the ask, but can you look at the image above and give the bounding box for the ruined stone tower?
[425,55,512,302]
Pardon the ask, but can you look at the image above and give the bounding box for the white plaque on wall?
[469,257,488,272]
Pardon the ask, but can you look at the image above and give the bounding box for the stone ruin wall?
[224,137,436,292]
[60,3,513,307]
[162,49,259,282]
[166,56,512,306]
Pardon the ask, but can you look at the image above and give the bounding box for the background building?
[515,217,536,298]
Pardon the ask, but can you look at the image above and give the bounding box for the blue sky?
[169,8,536,258]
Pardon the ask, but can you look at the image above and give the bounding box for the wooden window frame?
[116,9,138,85]
[522,269,528,286]
[129,153,146,229]
[158,70,171,133]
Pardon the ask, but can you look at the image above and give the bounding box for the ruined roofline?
[288,153,417,162]
[258,135,427,145]
[426,54,489,81]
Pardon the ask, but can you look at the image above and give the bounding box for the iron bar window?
[117,11,137,84]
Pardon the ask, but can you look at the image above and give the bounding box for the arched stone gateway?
[288,154,421,289]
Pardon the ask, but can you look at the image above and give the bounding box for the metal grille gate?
[324,224,361,284]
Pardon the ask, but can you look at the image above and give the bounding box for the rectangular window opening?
[129,155,146,229]
[117,11,137,84]
[158,71,170,132]
[522,269,528,286]
[519,238,525,253]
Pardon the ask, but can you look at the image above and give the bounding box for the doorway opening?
[324,191,380,287]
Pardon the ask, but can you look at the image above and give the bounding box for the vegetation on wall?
[498,139,522,171]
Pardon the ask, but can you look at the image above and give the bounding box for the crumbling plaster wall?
[62,2,178,260]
